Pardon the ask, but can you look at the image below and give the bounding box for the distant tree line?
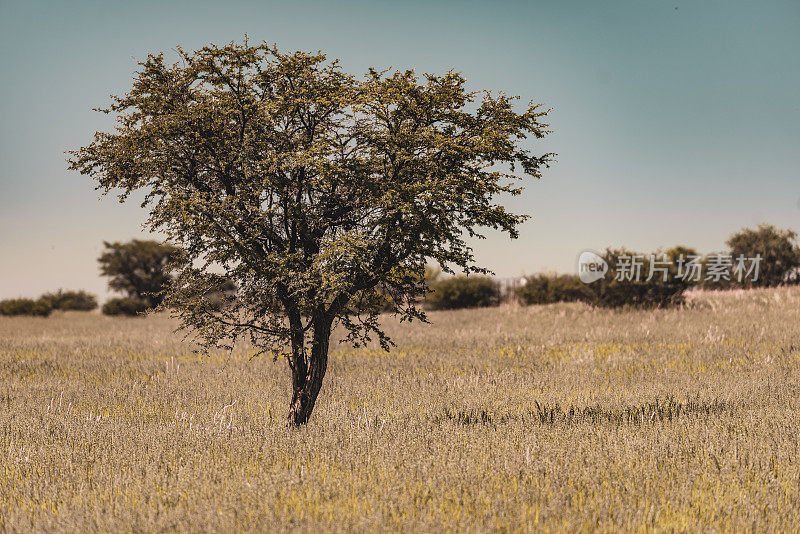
[515,224,800,309]
[429,223,799,310]
[0,240,180,317]
[1,224,798,317]
[0,290,97,317]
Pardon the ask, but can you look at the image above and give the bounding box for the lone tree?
[99,239,182,307]
[726,224,800,287]
[69,41,553,425]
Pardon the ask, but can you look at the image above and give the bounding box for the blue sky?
[1,0,798,299]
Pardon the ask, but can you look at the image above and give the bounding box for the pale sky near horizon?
[1,0,798,300]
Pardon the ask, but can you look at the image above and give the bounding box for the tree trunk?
[287,315,331,426]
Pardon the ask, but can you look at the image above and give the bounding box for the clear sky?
[1,0,798,299]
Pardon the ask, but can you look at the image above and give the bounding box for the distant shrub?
[102,297,150,316]
[664,246,702,288]
[426,275,501,310]
[0,298,53,317]
[516,250,689,309]
[200,279,238,312]
[696,253,737,291]
[40,289,98,311]
[584,249,688,308]
[516,274,589,305]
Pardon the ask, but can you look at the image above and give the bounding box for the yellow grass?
[1,287,799,531]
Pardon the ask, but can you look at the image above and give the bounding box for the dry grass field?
[1,287,799,531]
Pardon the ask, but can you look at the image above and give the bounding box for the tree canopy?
[69,41,553,425]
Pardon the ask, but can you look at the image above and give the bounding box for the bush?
[426,275,501,310]
[696,253,737,291]
[516,250,689,309]
[585,249,688,308]
[200,279,238,312]
[102,297,150,316]
[0,298,53,317]
[40,289,98,311]
[516,274,589,305]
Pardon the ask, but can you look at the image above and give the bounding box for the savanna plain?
[1,287,799,532]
